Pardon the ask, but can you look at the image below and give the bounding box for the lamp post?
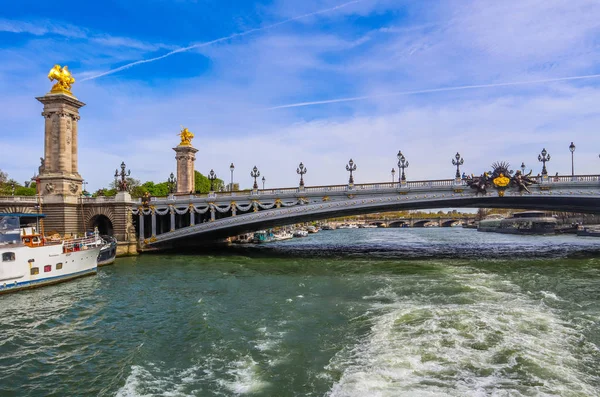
[250,166,260,189]
[538,148,551,176]
[229,163,235,191]
[521,162,526,174]
[297,162,307,187]
[262,176,266,190]
[391,168,396,184]
[569,141,576,177]
[114,161,131,191]
[397,151,409,182]
[82,180,88,195]
[167,172,176,194]
[11,181,15,196]
[452,152,464,179]
[208,169,217,192]
[346,159,357,184]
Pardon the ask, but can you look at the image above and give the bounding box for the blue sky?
[2,0,600,191]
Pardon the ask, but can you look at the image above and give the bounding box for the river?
[1,228,599,396]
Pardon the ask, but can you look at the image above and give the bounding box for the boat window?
[30,267,39,275]
[44,265,51,273]
[24,238,31,243]
[2,252,15,262]
[56,263,63,270]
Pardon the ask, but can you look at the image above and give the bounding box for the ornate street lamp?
[167,172,177,194]
[208,169,217,192]
[452,152,464,179]
[262,176,266,190]
[229,163,235,191]
[391,168,396,184]
[569,141,576,177]
[521,162,526,174]
[297,162,307,187]
[114,161,131,191]
[250,166,260,189]
[82,180,88,195]
[538,148,551,176]
[346,159,357,184]
[397,151,409,181]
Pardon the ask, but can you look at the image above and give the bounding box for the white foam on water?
[115,358,222,397]
[540,291,562,301]
[217,355,270,394]
[326,271,599,397]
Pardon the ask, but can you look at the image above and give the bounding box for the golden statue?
[178,127,194,146]
[48,65,75,95]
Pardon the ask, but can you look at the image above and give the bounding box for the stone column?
[151,209,157,237]
[173,145,199,194]
[36,93,85,197]
[190,210,195,226]
[170,207,175,232]
[139,212,145,240]
[71,115,80,173]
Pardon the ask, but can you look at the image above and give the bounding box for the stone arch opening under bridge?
[85,207,115,236]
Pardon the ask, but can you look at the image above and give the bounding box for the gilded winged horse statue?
[47,65,75,95]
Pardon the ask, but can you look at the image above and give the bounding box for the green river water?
[1,228,599,396]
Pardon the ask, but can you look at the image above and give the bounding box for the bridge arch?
[139,181,600,247]
[441,219,459,227]
[412,220,433,228]
[388,220,409,228]
[85,207,115,236]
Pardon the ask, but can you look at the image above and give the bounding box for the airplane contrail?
[81,0,366,82]
[267,73,600,110]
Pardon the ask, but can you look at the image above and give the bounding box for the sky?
[2,0,600,191]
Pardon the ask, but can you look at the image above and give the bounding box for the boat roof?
[0,213,46,218]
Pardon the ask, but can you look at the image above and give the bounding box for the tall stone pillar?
[36,93,84,197]
[173,127,198,194]
[34,66,85,236]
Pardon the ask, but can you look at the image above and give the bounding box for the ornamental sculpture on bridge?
[47,65,75,96]
[466,161,537,197]
[178,127,194,146]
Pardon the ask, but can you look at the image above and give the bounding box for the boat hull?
[97,238,117,266]
[0,267,97,295]
[0,244,100,295]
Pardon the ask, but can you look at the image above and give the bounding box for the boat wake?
[325,269,600,396]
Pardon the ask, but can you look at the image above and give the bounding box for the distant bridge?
[132,175,600,247]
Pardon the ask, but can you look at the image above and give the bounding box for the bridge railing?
[81,196,117,203]
[0,196,39,202]
[142,174,598,205]
[547,175,599,183]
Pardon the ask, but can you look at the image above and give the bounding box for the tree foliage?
[0,170,37,196]
[194,171,224,194]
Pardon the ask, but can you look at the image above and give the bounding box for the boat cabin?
[0,213,46,247]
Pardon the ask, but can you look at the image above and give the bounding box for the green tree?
[194,171,225,194]
[14,186,36,196]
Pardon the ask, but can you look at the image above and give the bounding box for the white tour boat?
[273,230,293,241]
[0,214,102,294]
[293,230,309,238]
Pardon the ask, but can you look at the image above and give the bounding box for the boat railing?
[62,230,101,252]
